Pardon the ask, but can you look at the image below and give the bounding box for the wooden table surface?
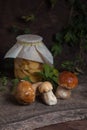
[0,75,87,130]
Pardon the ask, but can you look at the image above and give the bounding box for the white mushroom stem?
[32,82,43,95]
[38,81,57,105]
[42,90,57,105]
[55,86,71,99]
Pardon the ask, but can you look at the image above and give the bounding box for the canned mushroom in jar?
[14,58,43,82]
[4,34,53,82]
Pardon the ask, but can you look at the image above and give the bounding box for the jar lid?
[16,34,43,43]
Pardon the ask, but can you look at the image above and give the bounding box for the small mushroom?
[55,71,78,99]
[38,81,57,105]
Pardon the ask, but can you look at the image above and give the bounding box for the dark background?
[0,0,87,73]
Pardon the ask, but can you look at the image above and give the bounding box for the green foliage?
[11,78,19,87]
[49,0,57,8]
[46,0,57,8]
[11,78,19,93]
[61,55,85,74]
[51,33,63,56]
[21,14,35,22]
[51,43,62,56]
[23,28,31,34]
[52,0,87,72]
[10,25,20,33]
[37,64,59,89]
[61,60,75,72]
[9,14,34,35]
[9,25,31,35]
[55,0,87,46]
[1,77,8,86]
[0,76,8,91]
[22,76,32,83]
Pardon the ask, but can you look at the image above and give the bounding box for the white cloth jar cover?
[4,34,53,65]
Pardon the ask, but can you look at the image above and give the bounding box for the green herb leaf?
[1,77,8,86]
[21,14,35,22]
[0,76,8,92]
[51,43,62,56]
[11,78,19,87]
[22,76,32,83]
[37,64,59,89]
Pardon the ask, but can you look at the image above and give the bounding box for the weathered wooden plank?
[0,75,87,130]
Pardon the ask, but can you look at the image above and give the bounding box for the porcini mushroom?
[38,81,57,105]
[55,71,78,99]
[14,80,35,104]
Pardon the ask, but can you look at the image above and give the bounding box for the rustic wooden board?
[0,75,87,130]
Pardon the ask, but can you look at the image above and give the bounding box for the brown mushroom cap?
[58,71,78,89]
[38,81,53,93]
[15,80,35,104]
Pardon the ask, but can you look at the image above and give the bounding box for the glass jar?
[4,34,53,83]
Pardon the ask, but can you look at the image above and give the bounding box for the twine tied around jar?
[17,41,43,46]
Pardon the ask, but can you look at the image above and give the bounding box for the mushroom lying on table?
[14,80,35,104]
[38,81,57,105]
[55,71,78,99]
